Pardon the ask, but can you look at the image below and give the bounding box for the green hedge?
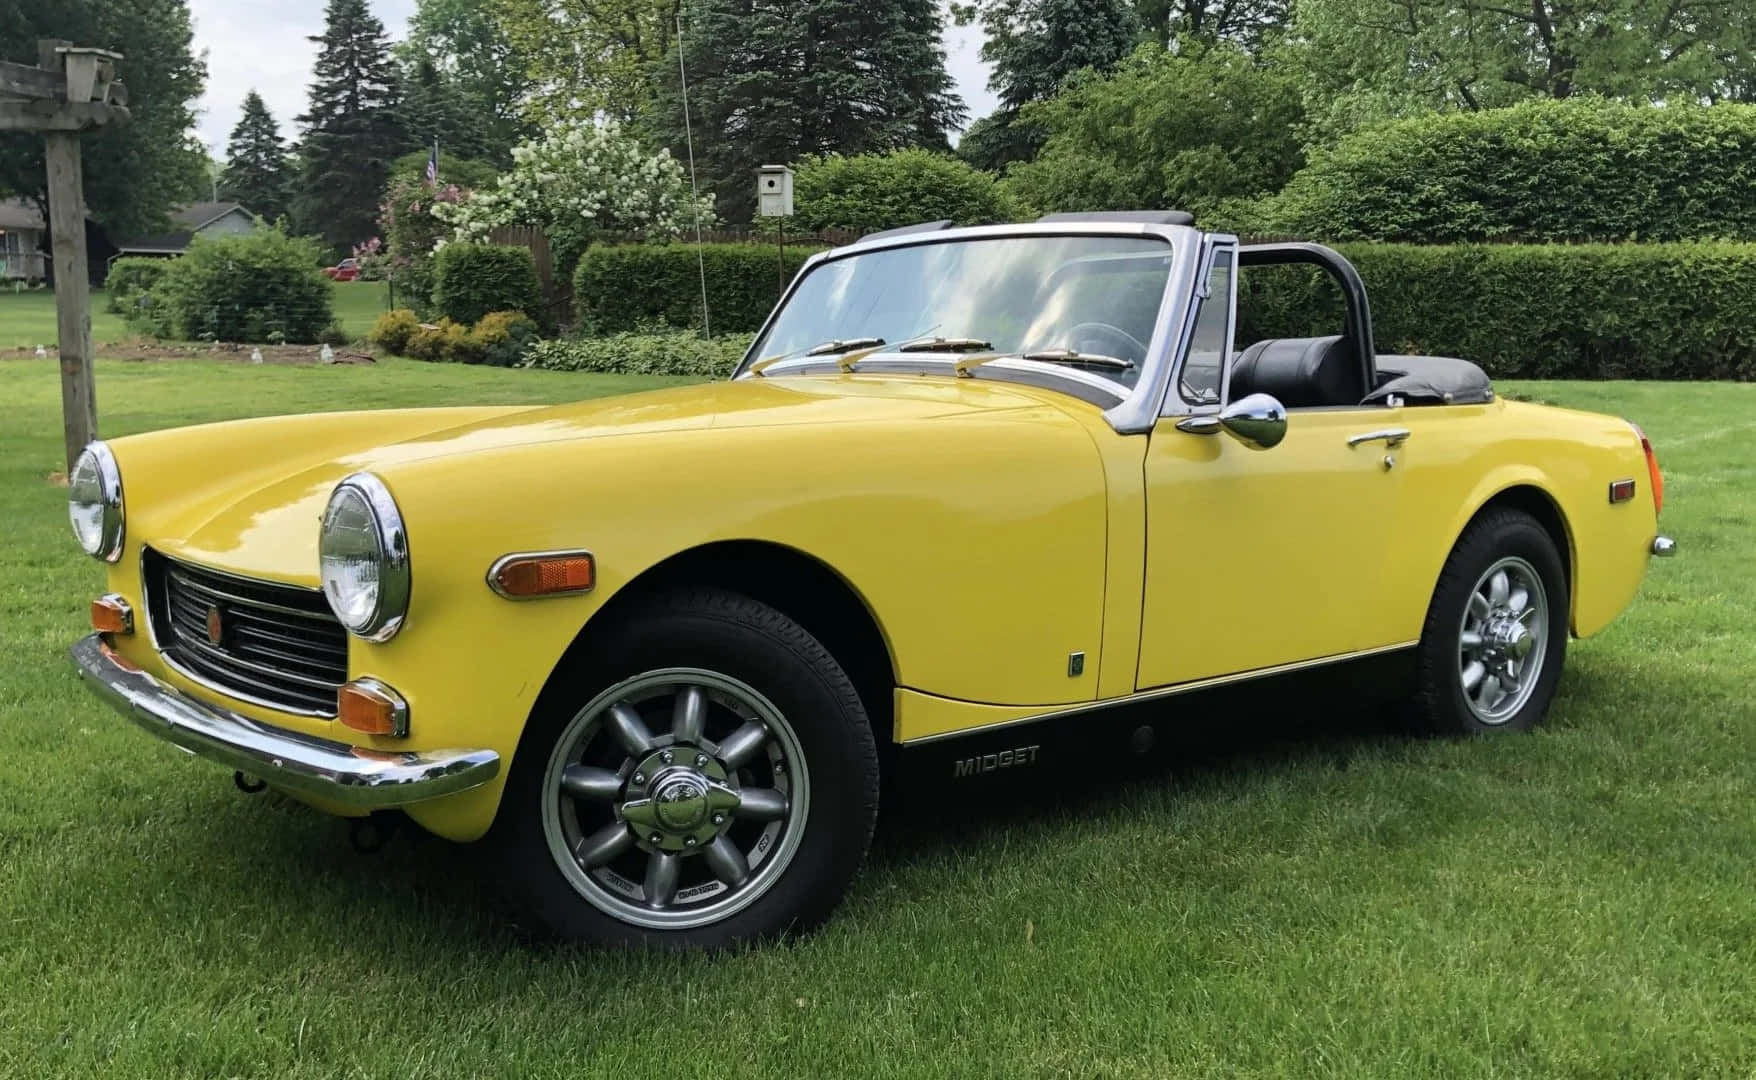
[1271,99,1756,243]
[523,332,749,377]
[1240,243,1756,380]
[573,244,822,334]
[432,244,542,326]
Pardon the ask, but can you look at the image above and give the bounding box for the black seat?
[1229,336,1362,409]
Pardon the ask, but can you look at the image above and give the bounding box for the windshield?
[748,234,1174,389]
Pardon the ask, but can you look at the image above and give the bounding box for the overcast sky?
[188,0,999,157]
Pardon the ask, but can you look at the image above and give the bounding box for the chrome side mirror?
[1175,393,1288,450]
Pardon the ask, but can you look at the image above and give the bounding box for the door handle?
[1347,428,1410,448]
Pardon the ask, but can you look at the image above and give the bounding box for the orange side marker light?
[489,552,596,599]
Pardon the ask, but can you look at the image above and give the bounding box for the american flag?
[425,142,438,184]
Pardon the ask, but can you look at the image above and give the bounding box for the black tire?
[488,588,880,948]
[1410,509,1569,735]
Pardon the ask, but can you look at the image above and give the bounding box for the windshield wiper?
[898,337,994,353]
[1017,348,1133,371]
[805,336,885,356]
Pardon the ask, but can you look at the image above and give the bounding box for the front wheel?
[490,589,880,947]
[1411,509,1569,734]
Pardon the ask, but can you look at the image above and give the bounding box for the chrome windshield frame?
[730,221,1210,434]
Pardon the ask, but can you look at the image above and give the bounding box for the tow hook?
[233,770,267,794]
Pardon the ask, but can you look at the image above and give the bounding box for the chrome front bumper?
[70,634,500,808]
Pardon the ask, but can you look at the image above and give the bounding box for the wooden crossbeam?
[0,100,127,131]
[0,59,63,100]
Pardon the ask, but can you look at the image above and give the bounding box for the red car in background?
[323,258,360,282]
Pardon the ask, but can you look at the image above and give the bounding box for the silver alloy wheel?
[540,668,810,930]
[1457,555,1549,724]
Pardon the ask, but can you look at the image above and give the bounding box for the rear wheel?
[491,589,879,947]
[1411,510,1569,735]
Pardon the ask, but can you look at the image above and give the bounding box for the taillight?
[1630,423,1664,516]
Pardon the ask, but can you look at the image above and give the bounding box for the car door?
[1134,245,1414,691]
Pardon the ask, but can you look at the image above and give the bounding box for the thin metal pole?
[676,14,710,339]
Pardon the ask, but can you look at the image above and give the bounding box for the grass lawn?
[1,360,1751,1077]
[330,279,391,339]
[0,286,129,348]
[0,280,389,349]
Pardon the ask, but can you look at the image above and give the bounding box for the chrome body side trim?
[900,641,1422,745]
[486,548,598,600]
[71,634,497,807]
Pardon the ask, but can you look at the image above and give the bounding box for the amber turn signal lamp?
[91,593,134,635]
[489,551,596,598]
[1628,423,1665,516]
[337,678,409,738]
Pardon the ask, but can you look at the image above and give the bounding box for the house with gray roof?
[112,201,259,257]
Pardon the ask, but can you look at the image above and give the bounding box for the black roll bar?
[1238,243,1376,394]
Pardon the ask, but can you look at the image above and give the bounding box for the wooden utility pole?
[0,40,129,471]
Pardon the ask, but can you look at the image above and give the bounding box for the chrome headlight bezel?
[318,472,410,642]
[68,441,125,562]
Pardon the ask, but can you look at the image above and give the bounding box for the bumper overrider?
[70,633,499,808]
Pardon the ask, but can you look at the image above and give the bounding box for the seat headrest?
[1229,336,1357,409]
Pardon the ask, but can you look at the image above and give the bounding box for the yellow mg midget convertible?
[68,212,1674,946]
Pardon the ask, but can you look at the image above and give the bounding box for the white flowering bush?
[432,119,715,267]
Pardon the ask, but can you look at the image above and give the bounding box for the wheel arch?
[1449,482,1576,631]
[539,540,900,748]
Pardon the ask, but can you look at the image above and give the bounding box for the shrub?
[470,310,540,367]
[105,257,169,313]
[1003,44,1305,218]
[573,244,823,334]
[146,228,333,343]
[1268,99,1756,243]
[404,318,467,362]
[1239,242,1756,380]
[431,243,542,326]
[317,323,351,347]
[522,332,748,377]
[377,175,474,315]
[367,308,421,354]
[792,150,1013,233]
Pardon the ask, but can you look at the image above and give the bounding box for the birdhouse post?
[0,40,130,471]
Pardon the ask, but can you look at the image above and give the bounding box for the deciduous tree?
[1289,0,1756,140]
[399,0,534,163]
[0,0,208,240]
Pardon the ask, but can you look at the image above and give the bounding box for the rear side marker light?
[488,551,596,599]
[1609,479,1637,504]
[91,593,134,635]
[338,678,409,738]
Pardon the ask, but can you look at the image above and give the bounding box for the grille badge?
[204,605,225,647]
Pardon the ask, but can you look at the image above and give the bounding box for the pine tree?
[294,0,408,256]
[658,0,967,223]
[218,91,292,222]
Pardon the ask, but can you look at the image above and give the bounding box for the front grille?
[143,548,348,716]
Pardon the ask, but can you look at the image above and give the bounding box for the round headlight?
[68,442,124,561]
[319,473,410,641]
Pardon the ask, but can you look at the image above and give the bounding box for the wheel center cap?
[652,775,710,831]
[1487,617,1533,659]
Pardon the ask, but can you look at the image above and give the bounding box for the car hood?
[129,374,1070,582]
